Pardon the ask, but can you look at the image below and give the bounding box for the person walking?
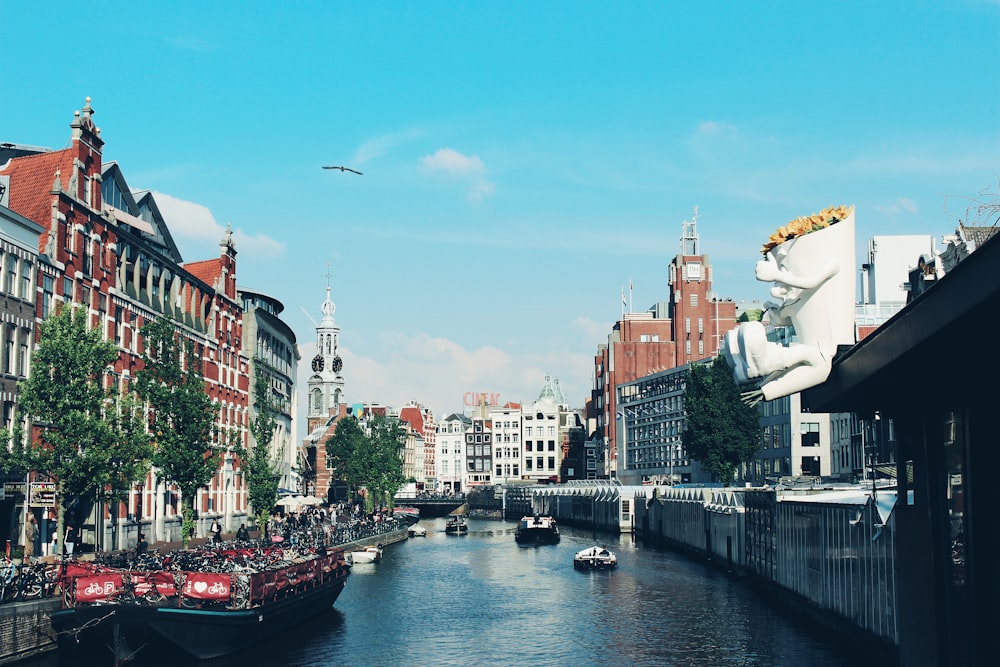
[64,524,77,558]
[23,514,37,564]
[210,517,222,544]
[235,523,249,543]
[135,533,148,558]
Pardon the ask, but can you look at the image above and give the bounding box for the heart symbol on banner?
[194,581,208,593]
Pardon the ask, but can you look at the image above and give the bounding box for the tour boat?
[393,506,421,525]
[50,545,351,661]
[348,545,383,564]
[408,524,427,537]
[514,514,560,545]
[573,545,618,570]
[445,515,468,534]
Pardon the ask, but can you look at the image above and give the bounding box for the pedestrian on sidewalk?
[65,524,77,558]
[210,517,222,544]
[23,513,37,563]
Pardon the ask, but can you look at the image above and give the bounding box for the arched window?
[311,387,323,413]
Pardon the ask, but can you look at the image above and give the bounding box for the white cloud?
[420,148,496,202]
[695,120,737,136]
[421,148,485,177]
[152,191,284,261]
[466,181,496,204]
[352,128,423,165]
[294,329,595,440]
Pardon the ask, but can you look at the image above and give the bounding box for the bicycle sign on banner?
[182,572,231,600]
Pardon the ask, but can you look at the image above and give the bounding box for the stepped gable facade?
[0,97,250,526]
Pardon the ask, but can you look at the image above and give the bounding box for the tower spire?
[681,205,700,256]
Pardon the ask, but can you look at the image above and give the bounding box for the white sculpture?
[725,206,856,404]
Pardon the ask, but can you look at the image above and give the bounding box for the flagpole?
[628,277,633,315]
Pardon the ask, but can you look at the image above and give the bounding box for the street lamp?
[669,445,675,485]
[109,457,122,552]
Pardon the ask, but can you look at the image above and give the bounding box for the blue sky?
[3,2,998,436]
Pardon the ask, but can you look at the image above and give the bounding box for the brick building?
[0,98,250,545]
[590,210,738,479]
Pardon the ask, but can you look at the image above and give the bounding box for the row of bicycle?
[0,558,56,603]
[0,516,409,606]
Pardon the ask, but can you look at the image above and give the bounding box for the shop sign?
[2,482,26,501]
[29,482,56,507]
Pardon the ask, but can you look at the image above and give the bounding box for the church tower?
[306,278,346,432]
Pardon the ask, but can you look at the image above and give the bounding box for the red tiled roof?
[399,406,424,432]
[857,325,879,341]
[184,258,222,286]
[1,148,75,232]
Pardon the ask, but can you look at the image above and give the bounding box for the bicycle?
[0,557,18,604]
[10,561,47,601]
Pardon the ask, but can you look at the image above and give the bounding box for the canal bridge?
[394,496,466,517]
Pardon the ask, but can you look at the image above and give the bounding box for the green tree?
[366,413,407,509]
[684,355,761,486]
[243,360,281,532]
[325,415,369,500]
[134,317,220,547]
[0,305,152,555]
[325,413,406,511]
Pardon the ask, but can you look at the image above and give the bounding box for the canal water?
[32,516,884,667]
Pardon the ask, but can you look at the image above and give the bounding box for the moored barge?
[50,545,350,662]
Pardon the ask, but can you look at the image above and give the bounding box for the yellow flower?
[761,205,854,254]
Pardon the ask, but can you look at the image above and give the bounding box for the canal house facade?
[1,98,252,548]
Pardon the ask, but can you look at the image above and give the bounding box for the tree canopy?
[0,305,152,552]
[134,317,220,546]
[244,360,281,529]
[684,355,761,486]
[325,412,406,511]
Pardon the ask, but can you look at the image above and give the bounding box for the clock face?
[332,355,343,373]
[311,354,324,373]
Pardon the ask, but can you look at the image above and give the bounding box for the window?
[548,457,555,470]
[42,276,55,317]
[801,422,820,447]
[685,317,690,333]
[685,340,691,356]
[3,401,14,431]
[18,342,27,376]
[7,261,17,297]
[800,455,820,476]
[3,326,14,374]
[0,250,5,292]
[690,293,699,306]
[698,317,703,333]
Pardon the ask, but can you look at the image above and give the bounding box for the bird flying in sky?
[322,165,363,175]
